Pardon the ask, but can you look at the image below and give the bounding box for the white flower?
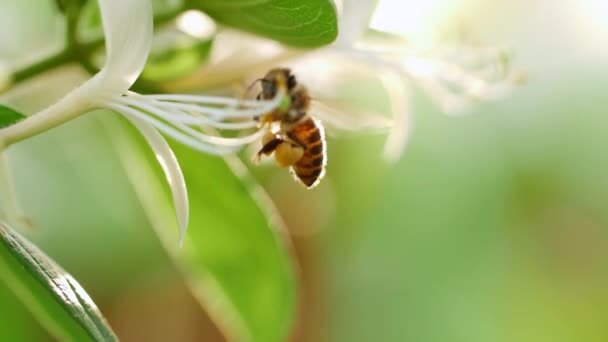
[0,0,521,245]
[169,0,521,164]
[314,0,522,161]
[0,0,285,245]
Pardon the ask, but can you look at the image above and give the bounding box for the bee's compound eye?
[261,80,277,96]
[275,143,304,168]
[287,75,297,89]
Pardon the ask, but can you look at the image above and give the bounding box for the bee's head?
[260,68,297,99]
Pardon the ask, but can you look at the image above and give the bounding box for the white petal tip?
[382,116,410,164]
[177,216,188,248]
[382,147,405,164]
[120,114,191,250]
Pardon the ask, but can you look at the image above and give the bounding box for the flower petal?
[311,99,394,134]
[122,114,190,247]
[380,72,411,162]
[98,0,153,96]
[335,0,377,46]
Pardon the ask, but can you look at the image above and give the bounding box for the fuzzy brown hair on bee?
[254,68,326,188]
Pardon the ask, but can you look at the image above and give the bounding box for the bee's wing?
[310,99,394,138]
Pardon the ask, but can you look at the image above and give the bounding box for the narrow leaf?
[142,32,214,82]
[0,105,26,129]
[0,222,117,342]
[102,114,297,342]
[190,0,339,47]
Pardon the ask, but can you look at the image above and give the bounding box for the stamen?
[117,97,258,130]
[136,101,270,119]
[107,103,238,155]
[104,87,288,157]
[144,94,264,107]
[109,95,271,151]
[174,122,267,146]
[114,97,268,146]
[135,91,284,119]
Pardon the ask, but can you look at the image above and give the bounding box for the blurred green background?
[2,0,608,341]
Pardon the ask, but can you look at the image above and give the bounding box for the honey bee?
[253,68,326,188]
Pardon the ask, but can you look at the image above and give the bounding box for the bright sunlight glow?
[370,0,468,46]
[176,10,216,39]
[577,0,608,33]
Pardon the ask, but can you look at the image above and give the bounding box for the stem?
[11,50,75,84]
[9,7,185,88]
[11,1,83,85]
[0,149,21,225]
[0,76,99,147]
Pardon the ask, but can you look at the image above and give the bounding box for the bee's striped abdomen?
[289,118,326,188]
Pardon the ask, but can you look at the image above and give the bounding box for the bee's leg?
[258,138,284,156]
[253,135,285,164]
[286,131,308,150]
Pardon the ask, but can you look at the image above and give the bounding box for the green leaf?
[54,0,69,13]
[78,0,185,42]
[0,105,26,129]
[142,30,214,82]
[77,0,103,41]
[101,115,297,342]
[0,282,45,341]
[190,0,338,47]
[151,0,185,15]
[169,145,297,342]
[0,222,117,342]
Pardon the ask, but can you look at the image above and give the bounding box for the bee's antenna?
[245,78,264,96]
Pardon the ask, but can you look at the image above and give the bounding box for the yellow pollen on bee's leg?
[275,143,304,168]
[253,131,279,164]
